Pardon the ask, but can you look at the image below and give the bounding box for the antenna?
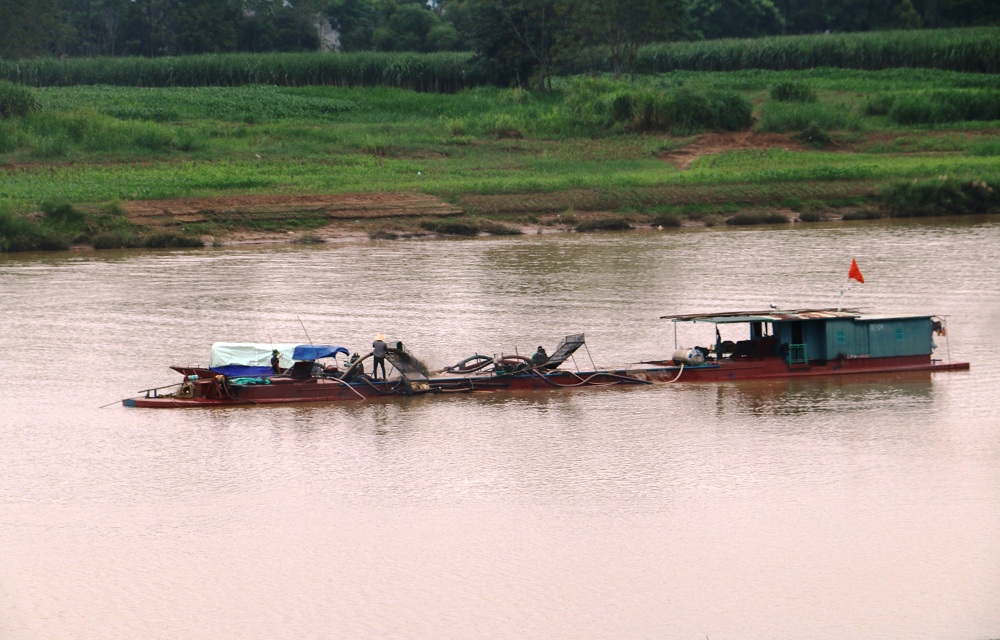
[297,316,315,357]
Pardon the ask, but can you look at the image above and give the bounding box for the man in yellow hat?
[372,334,387,379]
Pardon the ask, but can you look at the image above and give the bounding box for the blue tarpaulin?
[212,364,273,376]
[292,345,349,361]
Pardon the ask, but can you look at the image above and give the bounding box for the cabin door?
[790,322,804,345]
[787,321,809,365]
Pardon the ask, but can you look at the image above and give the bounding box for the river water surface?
[2,220,999,639]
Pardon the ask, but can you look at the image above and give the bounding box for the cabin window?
[895,327,904,341]
[836,330,846,344]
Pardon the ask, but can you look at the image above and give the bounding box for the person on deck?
[530,346,548,367]
[372,334,388,379]
[270,349,281,374]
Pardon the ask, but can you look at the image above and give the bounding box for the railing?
[788,343,808,365]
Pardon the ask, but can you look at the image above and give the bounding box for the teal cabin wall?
[826,319,860,357]
[862,317,933,357]
[825,317,932,358]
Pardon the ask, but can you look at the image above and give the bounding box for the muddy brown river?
[2,220,998,639]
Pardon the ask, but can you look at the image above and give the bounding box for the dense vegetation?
[2,28,999,252]
[3,0,998,91]
[4,0,996,60]
[4,27,998,90]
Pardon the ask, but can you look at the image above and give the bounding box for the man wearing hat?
[270,349,281,374]
[372,334,388,380]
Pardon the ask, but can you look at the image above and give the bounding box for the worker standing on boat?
[270,349,281,374]
[372,334,388,379]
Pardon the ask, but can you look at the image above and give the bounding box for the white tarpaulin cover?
[210,343,299,370]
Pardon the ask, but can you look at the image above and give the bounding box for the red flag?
[848,259,864,284]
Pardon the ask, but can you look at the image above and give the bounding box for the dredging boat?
[122,307,969,408]
[122,340,436,408]
[122,334,671,408]
[647,307,969,380]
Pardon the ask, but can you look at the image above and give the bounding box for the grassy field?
[2,65,999,251]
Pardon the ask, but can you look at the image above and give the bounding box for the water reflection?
[705,371,934,417]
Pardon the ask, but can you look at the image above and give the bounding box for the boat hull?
[124,355,969,408]
[642,354,969,381]
[123,375,416,408]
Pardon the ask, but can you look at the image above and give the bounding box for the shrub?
[794,123,832,148]
[707,91,754,131]
[841,209,884,220]
[888,94,952,125]
[575,217,633,232]
[486,114,524,139]
[862,94,895,116]
[419,218,480,235]
[757,101,858,132]
[0,81,41,119]
[670,89,714,135]
[41,201,85,227]
[770,82,817,103]
[0,206,70,252]
[970,139,1000,156]
[478,220,523,235]
[649,212,682,227]
[142,232,205,248]
[798,211,825,222]
[887,90,1000,125]
[0,120,21,152]
[726,212,789,225]
[92,230,143,249]
[562,79,751,134]
[880,177,999,217]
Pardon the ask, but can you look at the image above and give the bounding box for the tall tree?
[457,0,568,89]
[170,0,240,54]
[687,0,785,39]
[0,0,69,57]
[239,0,321,52]
[325,0,379,51]
[571,0,686,78]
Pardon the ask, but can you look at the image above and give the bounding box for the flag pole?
[837,275,851,311]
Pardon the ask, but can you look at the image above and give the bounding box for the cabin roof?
[660,308,862,324]
[660,308,933,324]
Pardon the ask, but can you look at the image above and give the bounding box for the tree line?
[2,0,997,85]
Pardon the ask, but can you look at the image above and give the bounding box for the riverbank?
[3,70,1000,253]
[89,129,993,248]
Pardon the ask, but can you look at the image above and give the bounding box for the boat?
[122,340,437,408]
[122,307,969,408]
[123,334,669,408]
[645,307,969,380]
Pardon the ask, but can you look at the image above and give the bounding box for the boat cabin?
[662,308,941,365]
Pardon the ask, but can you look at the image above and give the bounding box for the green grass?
[4,66,1000,251]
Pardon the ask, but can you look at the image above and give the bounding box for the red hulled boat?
[644,307,969,380]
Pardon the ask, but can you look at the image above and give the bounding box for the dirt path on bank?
[657,131,807,170]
